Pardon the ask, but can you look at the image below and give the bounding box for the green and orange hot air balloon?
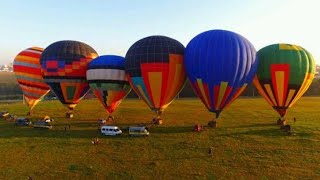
[253,43,315,122]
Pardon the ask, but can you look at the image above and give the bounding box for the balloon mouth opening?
[273,106,288,117]
[209,110,221,119]
[106,109,114,115]
[151,108,163,116]
[65,104,77,111]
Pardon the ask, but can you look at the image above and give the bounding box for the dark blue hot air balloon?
[184,30,258,125]
[40,40,98,118]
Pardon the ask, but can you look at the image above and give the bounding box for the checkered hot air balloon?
[184,30,258,125]
[40,40,98,117]
[253,43,315,119]
[125,36,186,124]
[87,55,131,118]
[13,47,50,115]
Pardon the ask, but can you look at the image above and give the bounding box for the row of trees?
[123,79,320,98]
[1,72,320,100]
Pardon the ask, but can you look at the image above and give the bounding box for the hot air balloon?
[13,47,50,115]
[87,55,131,120]
[253,43,315,124]
[184,30,258,127]
[125,36,186,124]
[40,40,98,118]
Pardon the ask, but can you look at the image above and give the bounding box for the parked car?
[101,126,122,136]
[129,126,150,136]
[15,117,32,126]
[33,121,52,129]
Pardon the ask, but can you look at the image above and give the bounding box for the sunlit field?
[1,97,320,179]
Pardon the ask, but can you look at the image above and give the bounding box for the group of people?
[92,138,99,145]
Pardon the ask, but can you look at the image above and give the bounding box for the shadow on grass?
[235,123,276,129]
[3,121,308,139]
[0,127,101,138]
[150,126,193,134]
[0,123,195,138]
[220,128,287,137]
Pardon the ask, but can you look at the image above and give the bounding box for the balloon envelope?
[13,47,50,113]
[253,43,315,117]
[125,35,186,115]
[87,55,131,114]
[40,40,98,111]
[184,30,258,118]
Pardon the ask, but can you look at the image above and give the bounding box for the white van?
[129,126,150,136]
[101,126,122,136]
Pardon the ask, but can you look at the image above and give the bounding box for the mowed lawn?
[0,97,320,179]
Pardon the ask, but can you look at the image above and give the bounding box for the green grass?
[1,97,320,179]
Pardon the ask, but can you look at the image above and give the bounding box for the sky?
[0,0,319,64]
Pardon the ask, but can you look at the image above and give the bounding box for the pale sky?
[0,0,319,64]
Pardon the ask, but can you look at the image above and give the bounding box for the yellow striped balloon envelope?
[253,44,316,118]
[13,47,50,115]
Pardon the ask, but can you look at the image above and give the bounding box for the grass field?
[1,97,320,179]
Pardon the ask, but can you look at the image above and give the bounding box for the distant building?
[0,64,13,72]
[315,65,320,79]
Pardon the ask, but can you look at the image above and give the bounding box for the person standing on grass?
[208,147,213,157]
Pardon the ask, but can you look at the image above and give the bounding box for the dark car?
[33,121,52,129]
[15,117,32,126]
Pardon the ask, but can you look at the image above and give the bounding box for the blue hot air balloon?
[184,30,258,126]
[87,55,131,119]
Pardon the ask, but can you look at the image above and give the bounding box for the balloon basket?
[208,120,217,128]
[276,119,286,125]
[66,112,74,118]
[152,118,163,125]
[107,116,114,121]
[194,124,203,132]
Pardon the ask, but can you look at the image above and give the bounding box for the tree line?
[1,72,320,100]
